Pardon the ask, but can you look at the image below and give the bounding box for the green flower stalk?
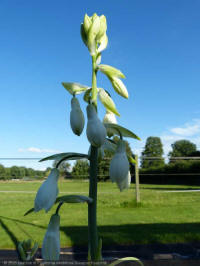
[27,12,141,263]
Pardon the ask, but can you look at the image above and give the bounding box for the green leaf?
[109,257,144,266]
[39,152,88,162]
[98,64,125,79]
[62,82,89,95]
[98,88,120,116]
[24,195,93,216]
[24,208,34,216]
[104,123,141,140]
[128,155,136,164]
[56,195,93,204]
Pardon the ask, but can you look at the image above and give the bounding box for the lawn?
[1,180,200,249]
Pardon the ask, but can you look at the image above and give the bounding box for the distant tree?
[141,136,164,169]
[71,160,89,179]
[168,140,197,162]
[0,164,6,180]
[10,166,22,179]
[52,160,71,179]
[188,150,200,157]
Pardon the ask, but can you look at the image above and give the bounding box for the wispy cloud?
[170,119,200,136]
[18,147,61,153]
[161,119,200,156]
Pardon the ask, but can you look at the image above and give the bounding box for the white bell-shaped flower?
[117,171,131,191]
[103,110,117,137]
[42,214,60,261]
[109,140,129,189]
[86,104,106,147]
[34,168,59,213]
[70,97,85,136]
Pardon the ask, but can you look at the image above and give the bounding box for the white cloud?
[18,147,61,153]
[170,119,200,136]
[161,119,200,157]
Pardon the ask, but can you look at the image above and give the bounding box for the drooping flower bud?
[109,140,129,190]
[103,110,117,137]
[86,104,106,147]
[34,168,59,213]
[70,97,85,136]
[42,214,60,261]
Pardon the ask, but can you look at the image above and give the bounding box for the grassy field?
[1,180,200,249]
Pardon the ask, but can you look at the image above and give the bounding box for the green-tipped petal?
[98,64,125,79]
[97,34,108,53]
[109,77,129,98]
[62,82,89,95]
[98,88,120,116]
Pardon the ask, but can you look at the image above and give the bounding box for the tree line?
[1,137,200,183]
[0,165,48,180]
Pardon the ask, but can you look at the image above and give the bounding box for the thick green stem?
[88,145,99,261]
[91,55,98,107]
[88,55,100,261]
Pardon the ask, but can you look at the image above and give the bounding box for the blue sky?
[0,0,200,169]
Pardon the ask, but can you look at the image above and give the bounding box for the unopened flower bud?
[109,77,129,99]
[87,15,100,55]
[86,104,106,147]
[70,97,85,136]
[109,140,129,189]
[42,214,60,261]
[96,15,107,41]
[34,168,59,212]
[97,34,108,53]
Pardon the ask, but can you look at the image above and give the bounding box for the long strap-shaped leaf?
[39,152,88,162]
[109,257,144,266]
[24,195,92,216]
[55,195,93,204]
[104,123,141,140]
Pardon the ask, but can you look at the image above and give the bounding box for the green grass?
[1,181,200,249]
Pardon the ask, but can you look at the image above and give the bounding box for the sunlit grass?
[0,181,200,249]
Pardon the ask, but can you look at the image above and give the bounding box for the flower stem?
[88,145,99,261]
[88,55,100,261]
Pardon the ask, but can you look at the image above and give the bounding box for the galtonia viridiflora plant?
[25,13,140,262]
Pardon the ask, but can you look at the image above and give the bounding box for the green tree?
[71,160,89,179]
[169,140,197,161]
[52,161,71,179]
[0,164,6,180]
[10,166,22,179]
[141,136,164,168]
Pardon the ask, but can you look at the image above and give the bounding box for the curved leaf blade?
[104,123,141,140]
[109,257,144,266]
[39,153,88,162]
[24,208,34,216]
[128,155,136,164]
[56,195,93,204]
